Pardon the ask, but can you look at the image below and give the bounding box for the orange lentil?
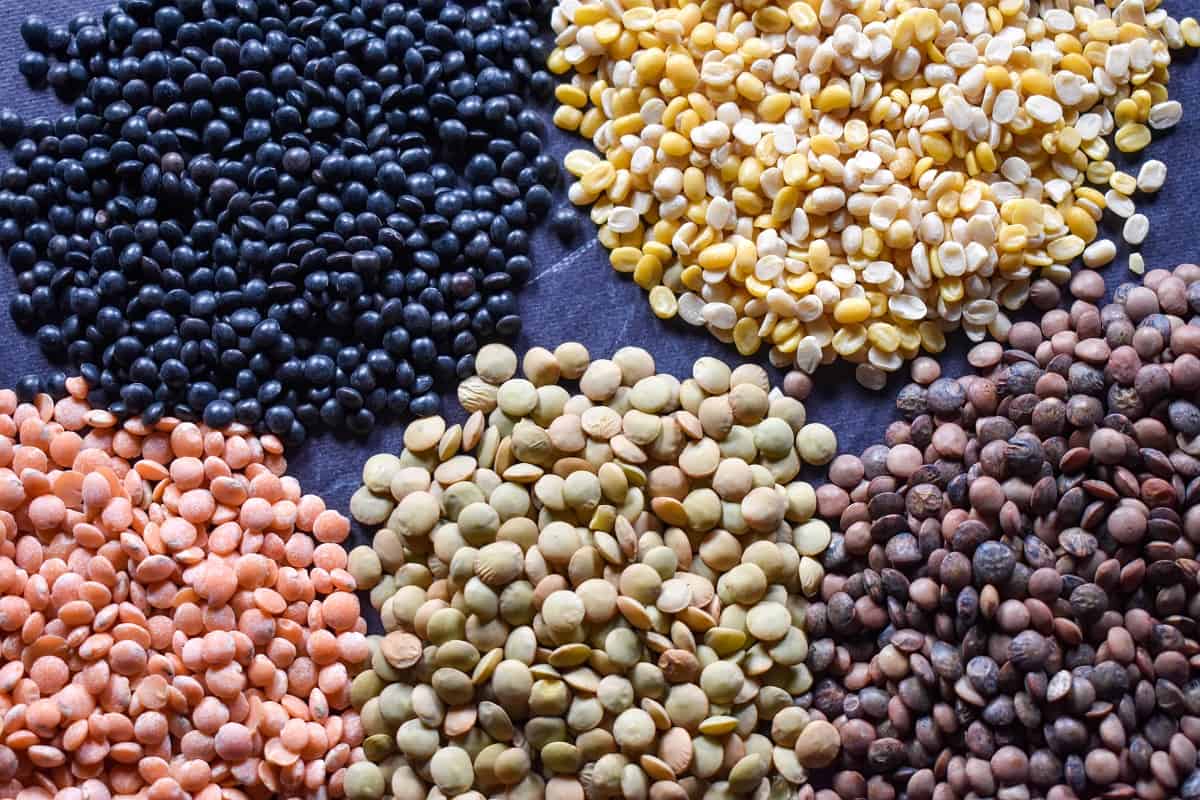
[140,435,172,465]
[311,511,348,543]
[209,476,246,507]
[28,744,66,767]
[63,717,90,750]
[284,533,314,568]
[133,460,169,482]
[0,473,26,510]
[176,759,211,792]
[168,458,204,490]
[222,438,251,469]
[177,490,215,524]
[273,499,298,530]
[252,587,287,616]
[238,497,274,531]
[311,543,346,572]
[206,521,242,555]
[0,392,365,799]
[264,738,299,767]
[28,494,67,531]
[146,776,184,800]
[100,497,133,532]
[306,630,339,666]
[319,593,359,634]
[201,631,236,666]
[249,473,282,501]
[29,656,69,693]
[48,431,83,468]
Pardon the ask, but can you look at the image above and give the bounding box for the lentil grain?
[351,343,837,797]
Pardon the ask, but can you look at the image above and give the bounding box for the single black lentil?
[549,204,580,243]
[0,0,558,445]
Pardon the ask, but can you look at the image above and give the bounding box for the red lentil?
[0,390,367,800]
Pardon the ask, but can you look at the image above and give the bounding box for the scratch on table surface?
[609,306,635,348]
[529,239,598,285]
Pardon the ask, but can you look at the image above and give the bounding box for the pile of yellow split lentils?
[549,0,1197,386]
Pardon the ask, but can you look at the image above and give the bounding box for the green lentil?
[402,416,445,452]
[429,746,474,795]
[476,343,519,384]
[347,546,383,590]
[795,422,839,465]
[347,342,837,798]
[344,762,386,800]
[497,378,539,417]
[522,346,561,386]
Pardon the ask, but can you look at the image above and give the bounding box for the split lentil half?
[549,0,1198,387]
[346,343,841,799]
[0,379,368,800]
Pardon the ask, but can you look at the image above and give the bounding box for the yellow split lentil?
[549,0,1196,385]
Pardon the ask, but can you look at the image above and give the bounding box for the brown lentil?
[805,263,1200,800]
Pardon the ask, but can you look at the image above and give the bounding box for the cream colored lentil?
[348,344,837,798]
[549,0,1197,387]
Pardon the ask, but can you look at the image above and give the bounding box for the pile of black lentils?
[0,0,561,444]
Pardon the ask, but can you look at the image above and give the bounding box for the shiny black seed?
[0,0,553,441]
[550,206,580,242]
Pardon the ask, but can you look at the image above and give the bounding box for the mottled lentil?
[805,263,1200,800]
[348,343,839,798]
[0,0,559,442]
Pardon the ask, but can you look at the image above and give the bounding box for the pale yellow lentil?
[548,0,1198,386]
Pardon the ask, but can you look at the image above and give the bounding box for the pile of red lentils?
[0,378,367,800]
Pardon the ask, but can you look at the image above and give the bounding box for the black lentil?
[0,0,558,445]
[548,205,580,243]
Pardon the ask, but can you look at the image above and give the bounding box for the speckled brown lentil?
[803,264,1200,800]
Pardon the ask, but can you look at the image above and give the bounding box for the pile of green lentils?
[342,342,840,800]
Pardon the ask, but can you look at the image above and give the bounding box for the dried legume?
[348,344,838,798]
[0,0,558,441]
[0,380,367,798]
[549,0,1197,387]
[803,263,1200,799]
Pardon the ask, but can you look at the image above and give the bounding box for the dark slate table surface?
[1,0,1199,555]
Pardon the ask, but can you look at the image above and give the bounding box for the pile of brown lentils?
[803,265,1200,800]
[345,343,839,800]
[0,380,368,800]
